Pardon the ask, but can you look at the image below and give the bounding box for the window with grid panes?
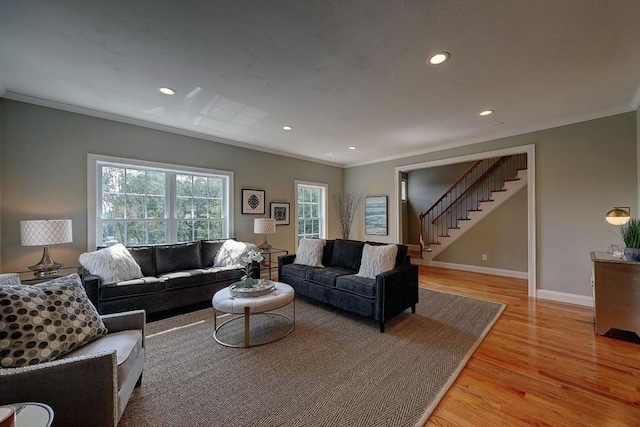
[296,182,327,243]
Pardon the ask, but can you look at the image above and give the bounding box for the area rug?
[119,288,505,427]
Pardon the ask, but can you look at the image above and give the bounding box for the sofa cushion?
[208,266,245,282]
[160,269,215,290]
[201,239,226,267]
[0,274,108,368]
[305,266,354,288]
[330,240,365,271]
[155,241,202,275]
[336,275,377,298]
[356,244,398,279]
[294,238,326,267]
[80,244,144,284]
[100,277,166,300]
[63,329,142,388]
[127,246,155,277]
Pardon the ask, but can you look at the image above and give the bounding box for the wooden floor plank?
[419,266,640,427]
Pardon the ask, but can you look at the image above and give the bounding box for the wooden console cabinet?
[590,251,640,337]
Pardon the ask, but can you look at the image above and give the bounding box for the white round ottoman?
[212,282,295,348]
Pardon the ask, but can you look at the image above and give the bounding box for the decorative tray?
[229,280,275,297]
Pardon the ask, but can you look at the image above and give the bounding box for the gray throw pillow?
[0,274,108,368]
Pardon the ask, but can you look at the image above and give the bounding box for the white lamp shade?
[20,220,73,246]
[254,218,276,235]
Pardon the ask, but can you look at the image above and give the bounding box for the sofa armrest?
[278,253,296,278]
[0,351,118,427]
[375,264,419,332]
[83,271,102,308]
[102,309,146,333]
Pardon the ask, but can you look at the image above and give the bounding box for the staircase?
[417,154,527,262]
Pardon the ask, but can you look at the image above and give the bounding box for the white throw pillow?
[214,240,258,267]
[0,273,20,286]
[356,244,398,279]
[294,239,326,267]
[79,243,143,284]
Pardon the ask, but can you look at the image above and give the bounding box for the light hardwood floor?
[419,266,640,427]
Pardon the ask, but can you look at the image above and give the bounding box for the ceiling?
[1,0,639,167]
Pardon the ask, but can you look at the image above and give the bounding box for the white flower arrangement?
[241,249,264,281]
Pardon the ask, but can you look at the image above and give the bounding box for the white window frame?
[87,154,234,250]
[294,180,328,250]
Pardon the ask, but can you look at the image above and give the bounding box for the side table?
[18,266,83,285]
[259,248,288,280]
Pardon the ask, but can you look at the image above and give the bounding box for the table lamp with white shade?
[20,219,73,276]
[254,218,276,250]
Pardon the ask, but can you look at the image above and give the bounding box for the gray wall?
[406,161,475,245]
[0,99,344,272]
[345,112,637,297]
[434,186,528,272]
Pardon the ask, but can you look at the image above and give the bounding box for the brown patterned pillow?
[0,273,108,368]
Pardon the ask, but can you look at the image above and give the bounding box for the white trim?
[87,153,234,250]
[394,144,537,298]
[536,289,593,308]
[428,261,528,280]
[294,180,328,251]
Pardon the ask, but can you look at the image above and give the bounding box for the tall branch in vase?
[333,193,361,240]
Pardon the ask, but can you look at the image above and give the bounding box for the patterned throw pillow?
[79,243,143,284]
[294,239,326,267]
[0,274,108,368]
[0,274,20,287]
[356,244,398,279]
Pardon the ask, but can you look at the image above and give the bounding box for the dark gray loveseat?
[278,239,419,332]
[84,239,259,315]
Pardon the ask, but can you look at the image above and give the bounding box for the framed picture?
[270,202,290,225]
[242,189,265,214]
[365,195,388,236]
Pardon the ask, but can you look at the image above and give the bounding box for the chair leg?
[135,373,143,388]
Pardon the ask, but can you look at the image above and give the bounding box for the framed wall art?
[270,202,290,225]
[242,189,266,214]
[365,195,388,236]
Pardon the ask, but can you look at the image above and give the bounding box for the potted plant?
[619,218,640,261]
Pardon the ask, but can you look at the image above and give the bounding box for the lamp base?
[258,236,271,251]
[28,245,64,277]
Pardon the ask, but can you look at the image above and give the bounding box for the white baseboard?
[427,260,528,280]
[536,289,593,307]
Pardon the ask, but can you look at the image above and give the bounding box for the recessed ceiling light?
[159,87,175,95]
[282,125,293,131]
[478,109,494,116]
[427,51,450,65]
[348,146,357,150]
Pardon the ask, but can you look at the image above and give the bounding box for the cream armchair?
[0,309,145,427]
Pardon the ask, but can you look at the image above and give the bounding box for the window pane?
[210,178,222,198]
[193,176,207,197]
[176,197,192,219]
[126,195,145,219]
[209,199,222,218]
[193,220,210,240]
[147,171,165,195]
[210,220,223,238]
[102,194,124,219]
[147,221,166,244]
[177,220,193,242]
[126,222,145,245]
[176,174,192,197]
[126,169,146,194]
[147,196,165,219]
[194,198,208,218]
[102,222,124,245]
[102,166,124,194]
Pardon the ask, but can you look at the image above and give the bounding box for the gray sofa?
[0,309,145,427]
[83,239,260,315]
[278,239,419,332]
